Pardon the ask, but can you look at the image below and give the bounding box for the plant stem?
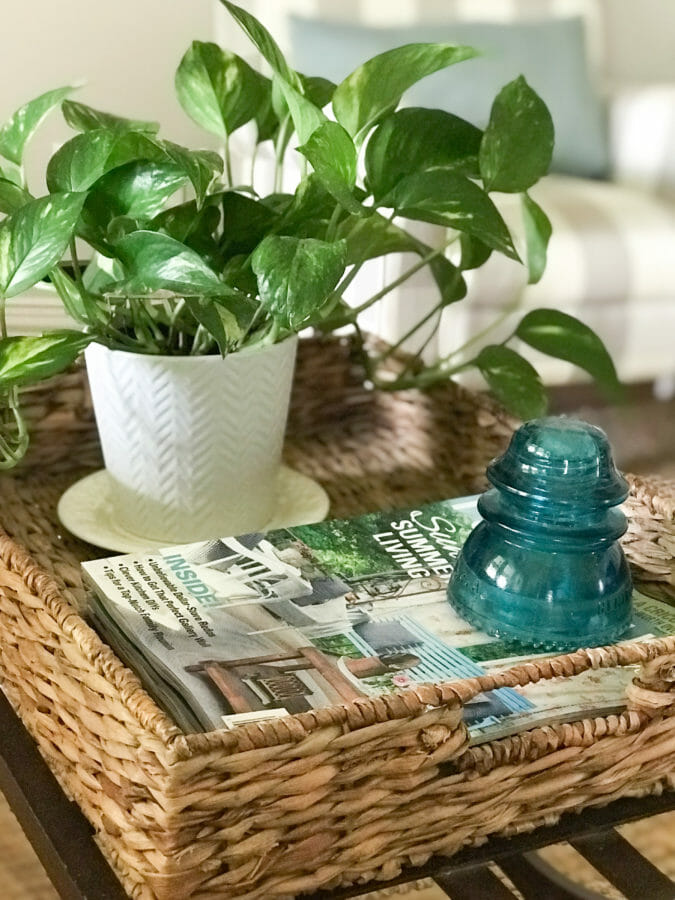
[440,293,524,365]
[274,116,292,193]
[224,137,234,188]
[351,237,456,317]
[244,316,281,348]
[239,303,265,346]
[374,357,471,392]
[166,298,185,351]
[409,306,444,366]
[134,299,165,348]
[325,203,344,243]
[330,208,395,305]
[0,295,30,467]
[249,142,259,189]
[375,258,464,370]
[190,324,216,355]
[0,428,15,457]
[124,297,157,352]
[0,422,26,469]
[265,318,281,345]
[377,299,446,366]
[190,324,206,354]
[332,262,363,305]
[6,391,28,456]
[375,295,523,393]
[69,238,84,290]
[352,322,375,383]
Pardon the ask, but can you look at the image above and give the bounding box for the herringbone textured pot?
[84,337,298,544]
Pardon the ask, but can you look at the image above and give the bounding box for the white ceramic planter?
[84,336,298,544]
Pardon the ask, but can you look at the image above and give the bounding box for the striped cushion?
[362,176,675,385]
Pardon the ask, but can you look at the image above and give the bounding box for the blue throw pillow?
[289,15,610,179]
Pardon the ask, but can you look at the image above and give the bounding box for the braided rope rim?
[2,517,674,760]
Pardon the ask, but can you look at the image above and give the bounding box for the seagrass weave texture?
[623,473,675,585]
[0,334,673,900]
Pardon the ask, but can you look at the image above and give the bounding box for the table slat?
[499,853,602,899]
[571,830,675,900]
[435,864,516,899]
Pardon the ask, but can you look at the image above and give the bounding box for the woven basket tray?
[0,334,674,900]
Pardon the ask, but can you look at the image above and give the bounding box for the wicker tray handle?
[418,637,675,716]
[448,641,675,777]
[451,643,675,776]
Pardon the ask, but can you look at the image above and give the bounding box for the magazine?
[82,496,675,742]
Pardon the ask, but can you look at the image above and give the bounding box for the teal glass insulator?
[448,417,633,650]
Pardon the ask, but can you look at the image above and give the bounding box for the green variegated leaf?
[365,108,482,200]
[0,193,87,298]
[337,212,465,305]
[84,160,187,227]
[427,255,467,305]
[115,230,226,295]
[388,168,518,259]
[271,73,336,130]
[460,234,492,270]
[219,1,301,90]
[175,41,263,138]
[275,175,336,237]
[221,254,258,296]
[251,235,347,330]
[0,86,74,166]
[106,216,141,244]
[81,254,125,294]
[337,211,417,265]
[46,130,164,192]
[302,76,337,109]
[184,291,256,355]
[62,100,159,134]
[474,344,547,419]
[221,192,277,256]
[272,75,326,145]
[49,265,104,325]
[0,178,32,215]
[333,43,478,143]
[297,121,364,215]
[157,141,223,205]
[0,162,23,187]
[152,198,222,264]
[521,193,552,284]
[0,331,92,388]
[251,72,278,142]
[516,309,621,395]
[47,130,222,206]
[480,76,554,193]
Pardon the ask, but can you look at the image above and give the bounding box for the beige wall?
[600,0,675,86]
[1,0,219,191]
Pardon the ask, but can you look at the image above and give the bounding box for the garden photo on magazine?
[83,496,675,739]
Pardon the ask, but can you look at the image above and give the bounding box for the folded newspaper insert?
[82,495,675,738]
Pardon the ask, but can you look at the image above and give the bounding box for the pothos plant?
[0,0,619,469]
